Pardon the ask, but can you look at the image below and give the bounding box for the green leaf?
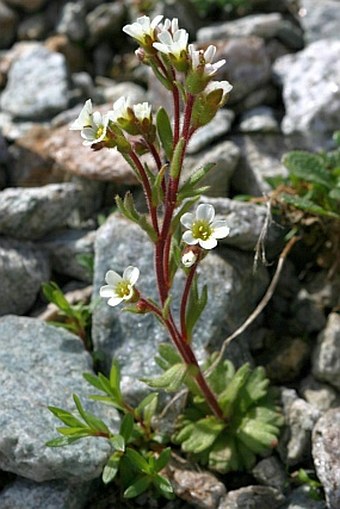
[154,447,171,472]
[185,276,208,338]
[120,413,134,443]
[175,415,225,454]
[280,193,340,218]
[83,372,104,392]
[208,433,239,473]
[125,448,151,474]
[153,474,174,498]
[109,361,122,399]
[156,107,173,160]
[170,138,185,179]
[42,282,71,313]
[283,151,334,188]
[124,476,152,498]
[329,187,340,201]
[179,163,215,200]
[45,436,84,447]
[157,343,182,368]
[218,363,251,418]
[136,393,158,427]
[48,406,86,429]
[110,434,125,452]
[151,164,167,207]
[102,454,120,484]
[141,363,188,392]
[73,394,110,434]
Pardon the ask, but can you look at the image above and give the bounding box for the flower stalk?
[73,15,233,421]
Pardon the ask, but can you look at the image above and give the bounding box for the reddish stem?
[129,150,159,237]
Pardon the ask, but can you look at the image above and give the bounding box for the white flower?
[182,250,198,268]
[69,99,93,130]
[153,28,188,58]
[205,80,233,102]
[133,102,152,122]
[161,18,179,33]
[110,96,132,122]
[123,15,163,45]
[70,99,110,146]
[99,266,140,307]
[180,204,230,250]
[188,44,226,77]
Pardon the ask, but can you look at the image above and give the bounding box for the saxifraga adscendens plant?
[47,15,283,499]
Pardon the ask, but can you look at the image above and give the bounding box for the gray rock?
[231,134,289,195]
[0,182,102,240]
[300,375,340,413]
[187,109,235,154]
[97,79,147,106]
[312,408,340,509]
[197,13,286,42]
[0,315,115,482]
[234,85,279,114]
[0,237,50,316]
[273,40,340,141]
[312,313,340,390]
[3,0,47,12]
[283,486,326,509]
[299,0,340,44]
[215,37,272,104]
[185,140,240,198]
[292,288,326,334]
[57,1,87,42]
[279,388,320,466]
[40,229,96,283]
[92,213,269,399]
[198,195,283,252]
[167,458,226,509]
[252,456,287,491]
[0,477,91,509]
[17,13,48,41]
[0,46,69,120]
[239,107,280,133]
[218,485,285,509]
[86,2,126,46]
[0,1,18,49]
[154,0,201,38]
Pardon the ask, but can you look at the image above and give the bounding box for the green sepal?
[156,107,173,160]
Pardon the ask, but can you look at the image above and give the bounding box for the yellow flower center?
[96,126,105,139]
[115,281,132,299]
[191,220,212,241]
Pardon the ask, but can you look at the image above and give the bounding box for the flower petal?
[123,266,140,285]
[199,237,217,250]
[182,230,198,245]
[196,203,215,223]
[107,296,124,307]
[212,221,230,239]
[99,285,114,298]
[180,212,194,228]
[105,270,122,286]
